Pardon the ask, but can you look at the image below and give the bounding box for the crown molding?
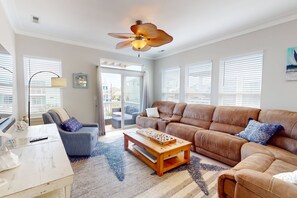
[14,29,154,60]
[155,13,297,60]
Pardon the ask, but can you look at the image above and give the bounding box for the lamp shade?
[51,77,67,88]
[132,39,146,50]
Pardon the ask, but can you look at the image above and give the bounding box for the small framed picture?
[73,73,88,88]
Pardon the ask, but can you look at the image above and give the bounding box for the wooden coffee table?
[123,129,191,176]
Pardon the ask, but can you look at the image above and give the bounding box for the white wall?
[0,2,17,117]
[154,19,297,111]
[16,35,154,123]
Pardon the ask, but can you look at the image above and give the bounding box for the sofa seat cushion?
[234,153,275,172]
[265,159,297,175]
[136,116,160,129]
[195,130,248,162]
[241,142,297,166]
[234,169,297,198]
[234,152,297,175]
[165,123,201,145]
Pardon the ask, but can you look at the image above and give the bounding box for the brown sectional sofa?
[136,101,297,198]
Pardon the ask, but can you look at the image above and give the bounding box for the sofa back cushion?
[210,106,260,134]
[180,104,216,128]
[152,101,176,119]
[259,109,297,154]
[171,103,187,122]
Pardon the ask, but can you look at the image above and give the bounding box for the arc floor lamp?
[28,71,67,126]
[0,66,13,74]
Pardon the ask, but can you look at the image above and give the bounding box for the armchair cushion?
[61,117,82,132]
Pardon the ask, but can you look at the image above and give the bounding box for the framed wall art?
[73,73,88,88]
[286,46,297,80]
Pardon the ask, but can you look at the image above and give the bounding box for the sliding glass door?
[123,76,141,128]
[101,67,143,130]
[101,73,121,130]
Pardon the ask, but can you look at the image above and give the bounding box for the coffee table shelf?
[124,130,191,176]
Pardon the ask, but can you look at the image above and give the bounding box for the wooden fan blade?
[108,33,135,39]
[116,40,132,49]
[132,45,151,52]
[146,29,173,47]
[131,23,158,38]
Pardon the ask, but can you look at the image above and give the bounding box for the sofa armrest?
[132,112,140,122]
[234,169,297,198]
[139,112,147,117]
[218,169,236,198]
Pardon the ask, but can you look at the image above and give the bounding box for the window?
[24,57,62,117]
[162,68,180,102]
[0,53,13,115]
[185,62,212,104]
[219,52,263,108]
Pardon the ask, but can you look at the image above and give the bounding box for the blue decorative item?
[286,46,297,80]
[61,117,83,132]
[236,119,283,145]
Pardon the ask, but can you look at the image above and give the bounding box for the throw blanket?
[51,108,70,122]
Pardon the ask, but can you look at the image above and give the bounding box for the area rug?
[70,136,227,198]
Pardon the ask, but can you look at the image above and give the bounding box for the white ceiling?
[2,0,297,59]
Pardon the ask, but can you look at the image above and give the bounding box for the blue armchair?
[42,110,99,156]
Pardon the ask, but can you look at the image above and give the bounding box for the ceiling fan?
[108,20,173,53]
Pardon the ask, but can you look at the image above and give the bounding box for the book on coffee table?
[132,144,178,164]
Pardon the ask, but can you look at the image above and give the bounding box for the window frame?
[161,67,180,102]
[0,53,13,115]
[184,60,212,104]
[218,51,263,108]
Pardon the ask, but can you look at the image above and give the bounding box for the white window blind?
[162,68,180,102]
[185,62,212,104]
[219,52,263,108]
[24,57,62,117]
[0,53,13,115]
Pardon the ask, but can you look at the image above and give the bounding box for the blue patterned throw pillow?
[236,119,283,145]
[61,117,82,132]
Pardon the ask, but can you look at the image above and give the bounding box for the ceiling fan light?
[132,39,146,50]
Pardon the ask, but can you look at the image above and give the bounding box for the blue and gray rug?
[70,137,227,197]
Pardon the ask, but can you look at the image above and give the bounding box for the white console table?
[0,124,74,198]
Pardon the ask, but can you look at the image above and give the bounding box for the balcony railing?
[103,101,140,119]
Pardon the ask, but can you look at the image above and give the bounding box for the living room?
[0,0,297,198]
